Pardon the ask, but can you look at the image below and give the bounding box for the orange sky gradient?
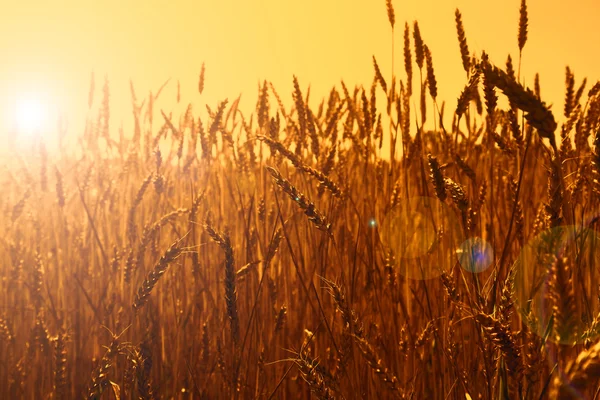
[0,0,598,149]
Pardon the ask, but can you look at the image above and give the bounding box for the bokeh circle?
[457,237,494,273]
[381,196,465,280]
[514,223,600,345]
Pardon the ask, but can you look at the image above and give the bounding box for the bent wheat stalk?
[265,166,332,234]
[132,240,183,311]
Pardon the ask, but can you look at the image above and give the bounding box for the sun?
[14,97,47,136]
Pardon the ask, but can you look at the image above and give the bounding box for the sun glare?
[15,97,47,136]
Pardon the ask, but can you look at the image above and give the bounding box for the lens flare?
[514,224,600,345]
[14,97,47,137]
[380,196,464,280]
[457,237,494,273]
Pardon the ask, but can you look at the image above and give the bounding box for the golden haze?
[1,0,600,398]
[0,0,598,143]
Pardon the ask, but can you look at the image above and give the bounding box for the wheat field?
[1,1,600,399]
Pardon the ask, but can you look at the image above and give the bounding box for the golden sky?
[0,0,598,145]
